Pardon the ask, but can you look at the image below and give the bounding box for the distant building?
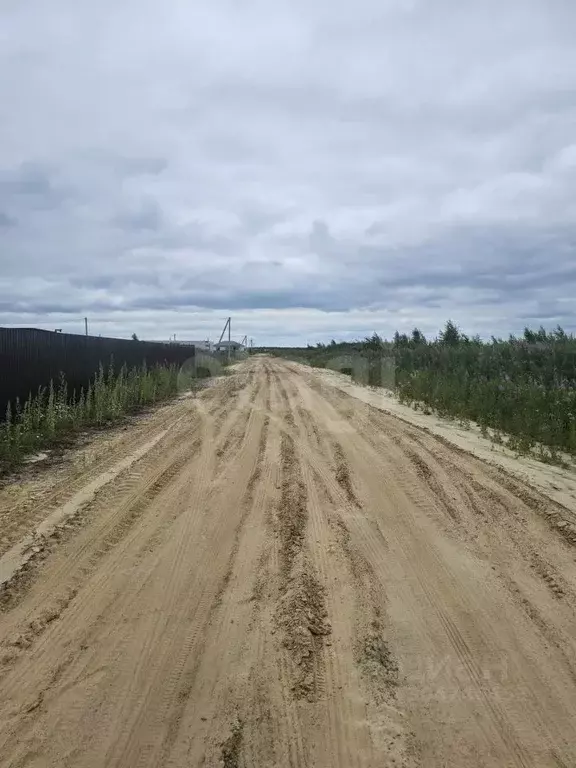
[184,339,213,352]
[155,339,213,351]
[214,340,245,353]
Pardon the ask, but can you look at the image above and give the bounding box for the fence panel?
[0,328,196,417]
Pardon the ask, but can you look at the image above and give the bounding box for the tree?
[553,325,567,341]
[393,331,409,348]
[411,327,426,345]
[439,320,461,346]
[523,327,536,344]
[364,332,383,351]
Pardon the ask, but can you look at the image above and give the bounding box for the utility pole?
[84,317,88,336]
[218,317,232,362]
[217,318,230,344]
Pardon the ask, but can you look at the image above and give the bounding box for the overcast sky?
[1,0,575,345]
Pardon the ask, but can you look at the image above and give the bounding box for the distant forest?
[261,321,576,462]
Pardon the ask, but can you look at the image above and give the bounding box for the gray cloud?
[112,199,164,231]
[0,163,70,213]
[113,156,168,177]
[1,0,575,344]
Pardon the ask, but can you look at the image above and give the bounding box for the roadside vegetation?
[261,321,576,464]
[0,361,196,471]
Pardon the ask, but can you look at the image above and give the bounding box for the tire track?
[0,422,202,615]
[274,431,331,702]
[288,366,569,766]
[106,404,267,767]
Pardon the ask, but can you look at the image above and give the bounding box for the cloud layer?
[1,0,575,344]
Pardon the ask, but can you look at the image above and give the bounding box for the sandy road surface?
[1,357,576,767]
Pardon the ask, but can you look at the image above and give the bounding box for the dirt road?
[1,357,576,767]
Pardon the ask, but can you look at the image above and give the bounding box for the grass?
[0,361,197,472]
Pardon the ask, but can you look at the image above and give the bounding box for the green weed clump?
[0,361,192,470]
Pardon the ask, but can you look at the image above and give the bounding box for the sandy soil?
[0,357,575,767]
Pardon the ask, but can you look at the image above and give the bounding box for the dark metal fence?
[0,328,195,417]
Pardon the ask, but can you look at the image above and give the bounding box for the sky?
[1,0,575,346]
